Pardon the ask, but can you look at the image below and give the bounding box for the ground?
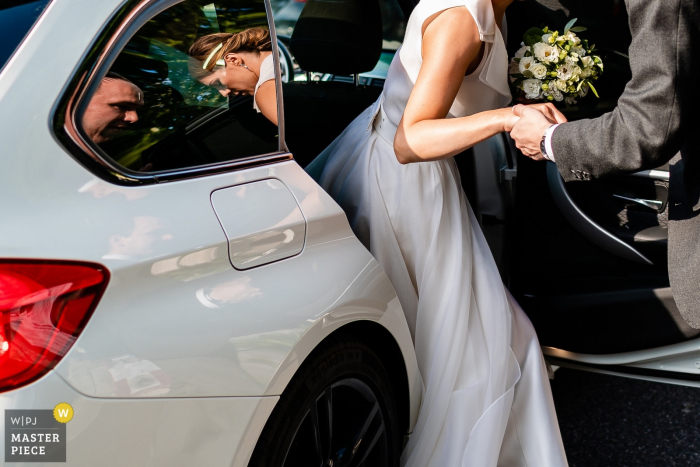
[551,368,700,467]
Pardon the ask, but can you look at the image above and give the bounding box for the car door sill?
[546,356,700,388]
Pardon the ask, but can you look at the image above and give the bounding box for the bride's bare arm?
[394,7,517,164]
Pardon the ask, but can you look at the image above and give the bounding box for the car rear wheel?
[249,335,401,467]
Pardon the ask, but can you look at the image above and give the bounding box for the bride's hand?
[503,110,520,133]
[527,103,568,124]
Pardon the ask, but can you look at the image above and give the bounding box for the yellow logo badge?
[53,403,73,424]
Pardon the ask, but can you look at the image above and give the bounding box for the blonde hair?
[189,28,272,76]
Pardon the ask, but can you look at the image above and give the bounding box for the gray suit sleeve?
[551,0,689,182]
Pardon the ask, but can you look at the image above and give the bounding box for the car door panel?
[561,163,670,266]
[509,153,691,355]
[53,161,383,398]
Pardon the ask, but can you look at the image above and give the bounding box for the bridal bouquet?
[508,19,603,105]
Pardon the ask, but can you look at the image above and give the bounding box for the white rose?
[581,56,594,68]
[519,56,536,75]
[572,46,586,57]
[580,67,592,78]
[545,86,564,102]
[522,79,543,99]
[555,79,568,91]
[556,63,574,81]
[531,63,548,79]
[533,43,560,63]
[562,32,581,45]
[565,55,578,65]
[571,65,582,80]
[514,45,530,59]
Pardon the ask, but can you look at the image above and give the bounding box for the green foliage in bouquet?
[509,18,603,106]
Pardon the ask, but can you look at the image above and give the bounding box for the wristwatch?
[540,124,556,161]
[540,134,548,160]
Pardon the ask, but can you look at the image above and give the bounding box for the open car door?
[505,0,700,379]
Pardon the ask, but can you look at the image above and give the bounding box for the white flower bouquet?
[509,18,604,105]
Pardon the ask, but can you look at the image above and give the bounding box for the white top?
[253,53,275,113]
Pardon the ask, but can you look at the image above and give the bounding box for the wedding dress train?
[307,0,569,465]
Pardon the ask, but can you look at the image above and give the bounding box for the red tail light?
[0,260,109,392]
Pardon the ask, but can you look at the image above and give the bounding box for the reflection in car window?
[78,0,279,173]
[0,0,52,72]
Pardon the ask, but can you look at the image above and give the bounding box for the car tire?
[249,334,401,467]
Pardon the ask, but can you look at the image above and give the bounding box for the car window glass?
[0,0,52,72]
[77,0,280,173]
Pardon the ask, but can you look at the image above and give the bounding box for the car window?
[0,0,52,72]
[77,0,280,174]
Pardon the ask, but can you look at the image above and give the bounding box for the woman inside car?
[189,27,277,125]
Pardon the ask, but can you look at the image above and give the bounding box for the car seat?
[284,0,385,167]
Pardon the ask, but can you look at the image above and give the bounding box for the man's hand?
[510,104,567,161]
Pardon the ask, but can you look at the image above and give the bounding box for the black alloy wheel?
[285,377,388,466]
[249,335,401,467]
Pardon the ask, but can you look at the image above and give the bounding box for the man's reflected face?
[83,77,144,144]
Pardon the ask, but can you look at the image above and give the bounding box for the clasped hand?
[506,103,568,161]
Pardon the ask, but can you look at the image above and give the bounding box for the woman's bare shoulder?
[422,5,479,42]
[422,6,481,63]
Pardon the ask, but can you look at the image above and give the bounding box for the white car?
[2,0,698,464]
[0,0,420,465]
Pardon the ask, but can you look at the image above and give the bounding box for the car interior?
[282,0,385,167]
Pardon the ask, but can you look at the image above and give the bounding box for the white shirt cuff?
[544,124,560,162]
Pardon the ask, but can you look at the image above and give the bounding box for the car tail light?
[0,260,109,393]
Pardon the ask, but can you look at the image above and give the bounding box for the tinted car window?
[0,0,52,72]
[77,0,279,173]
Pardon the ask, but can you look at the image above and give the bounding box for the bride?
[307,0,569,465]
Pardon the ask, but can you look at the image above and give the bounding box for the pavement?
[550,368,700,467]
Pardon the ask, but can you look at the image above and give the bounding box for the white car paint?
[0,0,421,463]
[211,179,307,269]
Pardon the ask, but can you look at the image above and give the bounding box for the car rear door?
[41,0,378,402]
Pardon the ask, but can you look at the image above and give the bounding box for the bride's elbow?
[393,132,415,165]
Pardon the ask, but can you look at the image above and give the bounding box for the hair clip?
[202,43,223,69]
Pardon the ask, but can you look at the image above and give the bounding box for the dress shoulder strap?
[405,0,511,98]
[410,0,494,42]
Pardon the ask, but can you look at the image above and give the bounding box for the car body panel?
[0,371,278,466]
[0,0,420,450]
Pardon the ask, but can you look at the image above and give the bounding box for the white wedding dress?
[306,0,569,465]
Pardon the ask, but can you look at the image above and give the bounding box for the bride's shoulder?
[421,5,479,44]
[411,0,484,37]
